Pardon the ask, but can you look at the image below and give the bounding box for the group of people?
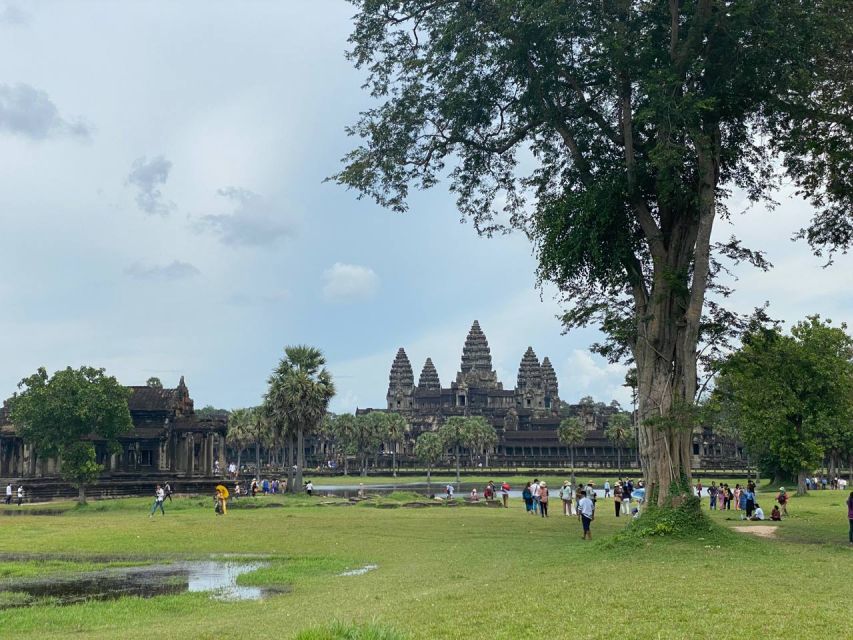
[698,480,789,521]
[4,482,24,506]
[465,480,511,507]
[805,475,848,491]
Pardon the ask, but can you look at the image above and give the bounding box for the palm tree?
[385,413,408,477]
[558,417,585,487]
[605,413,631,475]
[414,431,444,497]
[265,345,335,491]
[227,408,257,479]
[438,416,472,488]
[467,416,497,468]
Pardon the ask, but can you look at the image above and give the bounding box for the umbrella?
[215,484,229,499]
[631,488,645,501]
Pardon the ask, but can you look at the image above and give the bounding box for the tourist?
[776,488,788,516]
[750,503,765,521]
[770,505,782,521]
[500,481,510,508]
[358,483,366,498]
[5,482,12,505]
[251,479,258,497]
[604,480,611,498]
[586,482,596,505]
[213,460,221,476]
[709,482,718,510]
[522,482,534,514]
[233,483,240,500]
[613,482,623,517]
[539,482,549,517]
[821,476,828,491]
[734,484,742,511]
[847,492,853,544]
[696,480,703,497]
[305,480,314,496]
[262,478,270,495]
[149,484,165,517]
[228,462,236,478]
[445,483,454,500]
[470,488,479,501]
[16,485,23,506]
[164,482,172,503]
[560,481,572,516]
[578,490,595,540]
[483,481,494,501]
[531,478,541,514]
[743,486,755,520]
[215,486,227,515]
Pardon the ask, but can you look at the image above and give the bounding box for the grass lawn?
[0,485,850,639]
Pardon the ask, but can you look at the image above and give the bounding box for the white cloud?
[124,260,200,280]
[322,263,379,302]
[195,187,295,247]
[127,155,174,215]
[0,83,91,140]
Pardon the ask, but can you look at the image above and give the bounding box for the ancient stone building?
[0,376,226,480]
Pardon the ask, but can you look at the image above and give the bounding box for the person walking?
[149,484,165,517]
[539,482,549,517]
[708,482,718,510]
[578,490,595,540]
[743,486,755,520]
[846,491,853,544]
[164,482,173,503]
[560,481,572,516]
[522,482,534,514]
[776,488,788,517]
[604,480,611,498]
[500,481,510,508]
[16,485,24,506]
[613,482,623,517]
[531,479,541,515]
[4,482,12,505]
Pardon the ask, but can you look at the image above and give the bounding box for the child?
[770,505,782,521]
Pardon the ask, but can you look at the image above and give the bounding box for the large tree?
[9,366,133,504]
[414,430,445,497]
[337,1,852,505]
[384,412,409,477]
[226,408,255,478]
[438,416,475,487]
[265,346,335,490]
[716,317,853,495]
[605,413,633,474]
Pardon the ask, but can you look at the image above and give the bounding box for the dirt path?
[732,525,778,539]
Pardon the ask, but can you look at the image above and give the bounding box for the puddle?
[338,564,378,577]
[0,561,269,608]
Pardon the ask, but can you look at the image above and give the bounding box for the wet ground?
[0,560,269,608]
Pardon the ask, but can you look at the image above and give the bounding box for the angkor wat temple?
[364,321,744,470]
[0,377,227,482]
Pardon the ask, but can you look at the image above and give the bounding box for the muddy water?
[0,561,268,608]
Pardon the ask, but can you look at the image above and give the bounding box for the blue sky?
[1,1,850,414]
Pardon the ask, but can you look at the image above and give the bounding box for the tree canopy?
[337,0,852,504]
[715,317,853,494]
[9,366,133,502]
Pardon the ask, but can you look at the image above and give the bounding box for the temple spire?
[516,347,542,391]
[456,320,501,389]
[388,348,414,392]
[418,358,441,390]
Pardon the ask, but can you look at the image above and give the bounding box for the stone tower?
[387,348,414,410]
[417,358,441,390]
[541,357,559,411]
[515,347,545,410]
[455,320,501,390]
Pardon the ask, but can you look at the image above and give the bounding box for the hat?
[779,487,785,491]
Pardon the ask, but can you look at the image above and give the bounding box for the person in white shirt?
[5,483,12,505]
[16,485,23,506]
[446,484,454,499]
[604,481,611,498]
[531,479,541,514]
[578,491,595,540]
[149,485,166,517]
[750,504,765,521]
[305,481,314,496]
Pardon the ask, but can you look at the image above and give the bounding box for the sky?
[1,1,851,414]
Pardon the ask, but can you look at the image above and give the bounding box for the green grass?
[0,484,849,639]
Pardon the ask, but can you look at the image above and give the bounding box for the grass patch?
[295,622,406,640]
[236,556,353,588]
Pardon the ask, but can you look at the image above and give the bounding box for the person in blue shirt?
[742,488,755,519]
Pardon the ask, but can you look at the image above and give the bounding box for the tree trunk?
[255,441,261,481]
[455,444,460,488]
[77,485,86,505]
[295,427,304,490]
[236,449,242,476]
[286,433,295,492]
[392,447,397,478]
[427,464,432,497]
[570,446,576,488]
[797,469,808,496]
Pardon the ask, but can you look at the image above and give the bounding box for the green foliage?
[716,316,853,485]
[8,366,132,492]
[413,431,443,467]
[145,377,162,389]
[557,417,585,447]
[614,496,720,543]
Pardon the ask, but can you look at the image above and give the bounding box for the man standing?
[531,478,541,515]
[709,482,718,510]
[16,485,23,506]
[5,482,12,505]
[578,490,595,540]
[149,484,165,517]
[776,487,788,516]
[604,480,611,498]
